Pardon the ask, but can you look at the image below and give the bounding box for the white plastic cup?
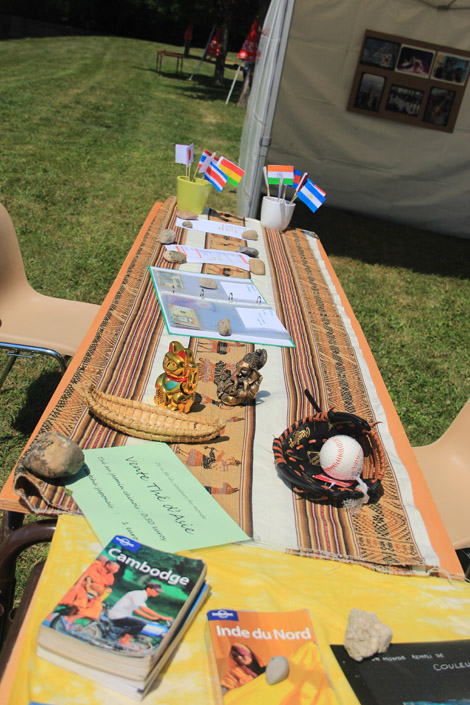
[260,197,296,231]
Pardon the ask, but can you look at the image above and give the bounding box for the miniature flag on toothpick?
[204,162,228,192]
[217,157,244,187]
[197,149,216,175]
[290,170,309,202]
[175,143,194,166]
[297,178,326,213]
[267,165,294,186]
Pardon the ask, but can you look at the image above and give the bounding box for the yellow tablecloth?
[2,515,469,705]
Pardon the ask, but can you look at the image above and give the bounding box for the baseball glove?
[272,390,385,505]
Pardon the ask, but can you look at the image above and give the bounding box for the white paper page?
[175,217,247,239]
[219,281,264,302]
[165,244,250,270]
[236,307,288,333]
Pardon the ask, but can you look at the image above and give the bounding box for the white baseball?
[319,435,364,481]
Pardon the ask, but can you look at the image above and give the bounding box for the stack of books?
[36,535,208,700]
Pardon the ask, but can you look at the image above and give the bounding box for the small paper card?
[69,442,250,551]
[236,307,289,333]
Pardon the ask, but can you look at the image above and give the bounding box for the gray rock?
[163,250,187,264]
[344,608,393,662]
[218,318,232,336]
[238,246,259,258]
[199,277,218,290]
[176,210,198,220]
[22,431,84,479]
[158,228,178,244]
[242,229,258,241]
[182,220,194,229]
[266,655,289,685]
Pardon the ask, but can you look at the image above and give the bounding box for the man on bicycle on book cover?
[107,581,173,649]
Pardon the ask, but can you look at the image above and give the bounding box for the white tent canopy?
[238,0,470,237]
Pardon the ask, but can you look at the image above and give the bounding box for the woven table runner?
[13,198,437,573]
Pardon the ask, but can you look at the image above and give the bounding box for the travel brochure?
[149,267,295,348]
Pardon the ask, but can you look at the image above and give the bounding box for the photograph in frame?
[353,72,386,112]
[361,36,401,70]
[432,51,469,85]
[385,84,424,117]
[423,87,456,127]
[396,45,435,77]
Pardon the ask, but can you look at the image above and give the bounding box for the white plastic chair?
[0,203,100,389]
[412,399,470,551]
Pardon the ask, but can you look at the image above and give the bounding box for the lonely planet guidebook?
[37,535,207,699]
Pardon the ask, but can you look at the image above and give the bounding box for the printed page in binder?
[149,267,295,348]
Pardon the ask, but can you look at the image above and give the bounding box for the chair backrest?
[0,203,34,301]
[413,399,470,549]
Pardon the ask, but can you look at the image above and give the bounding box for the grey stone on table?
[22,431,84,479]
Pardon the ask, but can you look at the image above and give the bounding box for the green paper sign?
[69,442,249,552]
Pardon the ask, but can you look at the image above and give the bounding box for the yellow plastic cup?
[176,175,211,214]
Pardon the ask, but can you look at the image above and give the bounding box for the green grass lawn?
[0,34,469,599]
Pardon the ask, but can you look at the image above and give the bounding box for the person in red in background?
[183,23,192,58]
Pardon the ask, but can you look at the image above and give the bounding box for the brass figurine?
[155,341,198,413]
[216,349,267,406]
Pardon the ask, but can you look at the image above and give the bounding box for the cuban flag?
[175,143,194,166]
[297,178,326,213]
[197,149,216,175]
[204,162,228,192]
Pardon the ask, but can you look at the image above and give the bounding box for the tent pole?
[188,25,216,81]
[225,63,242,104]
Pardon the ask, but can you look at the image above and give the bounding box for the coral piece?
[86,388,223,443]
[216,349,267,406]
[155,341,198,413]
[22,431,84,479]
[343,608,393,662]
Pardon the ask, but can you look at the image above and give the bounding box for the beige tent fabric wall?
[266,0,470,237]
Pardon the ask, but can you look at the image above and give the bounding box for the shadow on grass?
[289,205,470,280]
[12,369,62,437]
[166,72,240,103]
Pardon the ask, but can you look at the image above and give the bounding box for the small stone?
[182,220,193,229]
[22,431,84,480]
[242,229,258,241]
[176,210,198,220]
[238,246,259,258]
[218,318,232,336]
[163,250,187,264]
[199,277,218,290]
[344,608,393,662]
[266,655,289,685]
[249,259,266,275]
[158,228,178,244]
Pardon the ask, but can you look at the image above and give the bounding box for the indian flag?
[217,156,244,187]
[297,179,326,213]
[267,164,294,185]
